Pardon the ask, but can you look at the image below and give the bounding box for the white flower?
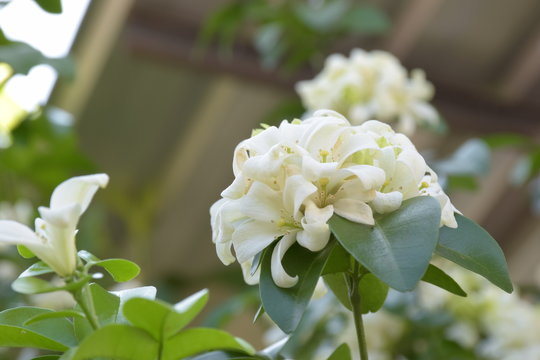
[211,110,458,288]
[0,174,109,277]
[296,49,441,135]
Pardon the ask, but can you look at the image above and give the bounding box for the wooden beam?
[384,0,446,58]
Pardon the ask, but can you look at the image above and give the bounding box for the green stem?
[72,282,100,330]
[350,262,369,360]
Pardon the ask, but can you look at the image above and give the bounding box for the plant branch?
[349,261,369,360]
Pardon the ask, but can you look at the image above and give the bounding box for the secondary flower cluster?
[211,110,458,288]
[296,49,441,135]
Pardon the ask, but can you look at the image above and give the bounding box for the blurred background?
[2,0,540,352]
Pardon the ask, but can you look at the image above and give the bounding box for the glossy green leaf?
[0,307,77,350]
[123,289,208,341]
[70,324,159,360]
[17,244,35,259]
[422,264,467,297]
[436,214,513,293]
[25,310,85,325]
[328,343,352,360]
[162,328,254,360]
[93,258,140,282]
[358,273,388,314]
[33,0,62,13]
[322,242,351,275]
[19,261,54,278]
[259,241,333,334]
[323,272,352,310]
[329,197,441,291]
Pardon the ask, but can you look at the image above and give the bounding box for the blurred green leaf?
[17,244,36,259]
[436,215,513,293]
[342,5,390,34]
[483,133,531,148]
[329,197,441,292]
[434,139,491,176]
[327,343,351,360]
[0,43,74,78]
[33,0,62,13]
[421,264,466,297]
[259,241,333,334]
[19,261,54,278]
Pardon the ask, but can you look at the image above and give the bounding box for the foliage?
[200,0,390,71]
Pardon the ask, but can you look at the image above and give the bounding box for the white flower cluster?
[418,262,540,360]
[211,110,457,288]
[296,49,441,135]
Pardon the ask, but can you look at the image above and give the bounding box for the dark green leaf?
[259,241,333,333]
[436,214,513,293]
[422,264,467,297]
[323,272,351,310]
[322,242,350,275]
[358,273,389,314]
[70,324,159,360]
[162,328,254,360]
[33,0,62,13]
[327,343,351,360]
[329,197,441,291]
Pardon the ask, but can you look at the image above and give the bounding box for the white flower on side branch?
[0,174,109,277]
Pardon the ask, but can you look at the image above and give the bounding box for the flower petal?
[283,174,317,217]
[271,234,298,288]
[232,220,282,263]
[334,198,374,225]
[237,182,282,221]
[371,191,403,214]
[0,220,41,246]
[50,174,109,214]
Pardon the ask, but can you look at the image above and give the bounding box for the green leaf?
[77,250,100,264]
[33,0,62,13]
[322,242,351,275]
[323,272,352,310]
[24,310,86,325]
[12,277,65,294]
[436,214,513,293]
[162,328,254,360]
[17,244,36,259]
[329,197,441,291]
[20,261,54,278]
[259,241,333,334]
[93,258,140,282]
[0,43,74,78]
[342,5,390,34]
[123,289,208,341]
[73,284,120,341]
[112,286,157,324]
[483,133,531,148]
[328,343,352,360]
[358,273,389,314]
[422,264,467,297]
[70,324,159,360]
[253,305,265,323]
[32,356,61,360]
[0,307,77,350]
